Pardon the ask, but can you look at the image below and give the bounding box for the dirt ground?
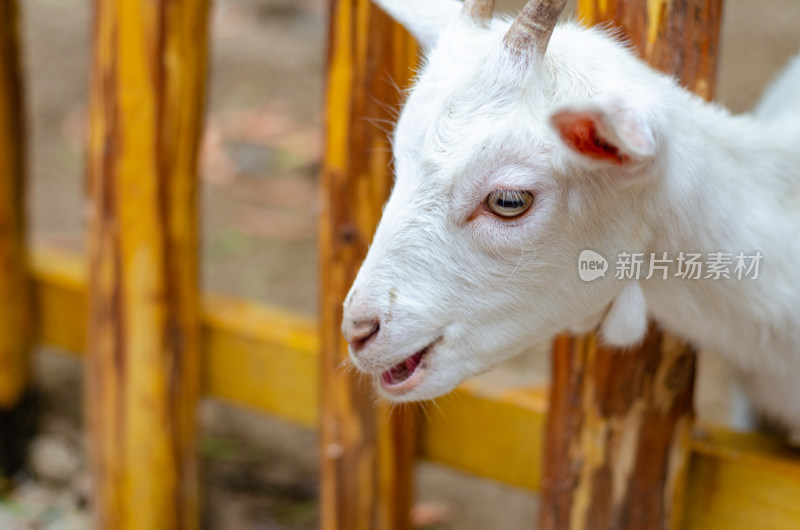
[4,0,800,528]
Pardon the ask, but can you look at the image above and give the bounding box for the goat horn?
[462,0,496,24]
[503,0,568,56]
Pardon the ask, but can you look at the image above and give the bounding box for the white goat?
[340,0,800,439]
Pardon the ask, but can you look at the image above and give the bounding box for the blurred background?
[3,0,799,528]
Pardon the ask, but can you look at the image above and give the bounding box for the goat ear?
[549,97,655,171]
[373,0,461,49]
[599,281,649,347]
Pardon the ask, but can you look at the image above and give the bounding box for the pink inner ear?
[555,114,630,166]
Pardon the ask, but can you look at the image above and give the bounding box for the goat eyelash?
[485,189,535,218]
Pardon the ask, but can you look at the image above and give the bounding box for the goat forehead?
[400,78,516,137]
[395,103,549,191]
[395,63,559,176]
[397,66,541,159]
[412,53,528,118]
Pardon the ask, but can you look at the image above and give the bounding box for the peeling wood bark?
[577,0,723,100]
[539,2,723,529]
[319,1,420,529]
[86,0,211,528]
[542,331,697,530]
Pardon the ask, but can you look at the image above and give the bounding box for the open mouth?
[379,341,437,395]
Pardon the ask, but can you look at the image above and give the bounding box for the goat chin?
[342,0,800,437]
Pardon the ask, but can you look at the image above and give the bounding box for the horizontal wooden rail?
[685,426,800,529]
[32,246,320,427]
[30,245,800,527]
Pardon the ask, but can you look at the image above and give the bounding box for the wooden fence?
[1,0,800,529]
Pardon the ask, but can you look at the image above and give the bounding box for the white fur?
[600,281,648,348]
[343,0,800,436]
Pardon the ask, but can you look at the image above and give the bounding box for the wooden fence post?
[86,0,211,527]
[319,1,419,529]
[0,0,35,478]
[539,1,723,529]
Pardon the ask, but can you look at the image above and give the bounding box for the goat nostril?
[346,320,380,352]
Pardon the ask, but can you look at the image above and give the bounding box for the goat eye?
[485,190,534,218]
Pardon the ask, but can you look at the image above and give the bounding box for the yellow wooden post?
[86,0,211,527]
[319,0,419,528]
[0,0,35,477]
[539,2,724,529]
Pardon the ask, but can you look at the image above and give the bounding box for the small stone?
[411,501,452,528]
[28,435,82,486]
[325,443,343,459]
